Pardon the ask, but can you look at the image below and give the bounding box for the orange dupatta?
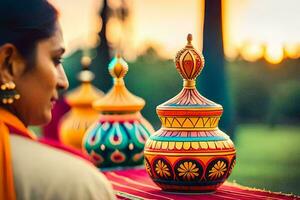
[0,108,36,200]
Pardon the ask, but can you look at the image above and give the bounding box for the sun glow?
[50,0,300,64]
[264,43,284,64]
[223,0,300,64]
[239,43,264,62]
[285,44,300,59]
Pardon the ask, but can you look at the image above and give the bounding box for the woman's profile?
[0,0,115,199]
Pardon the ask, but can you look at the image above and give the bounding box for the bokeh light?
[265,43,284,64]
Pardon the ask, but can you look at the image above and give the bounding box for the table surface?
[103,168,299,200]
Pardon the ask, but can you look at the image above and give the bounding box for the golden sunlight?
[106,17,123,46]
[223,0,300,63]
[239,43,264,62]
[51,0,300,63]
[285,44,300,59]
[265,43,284,64]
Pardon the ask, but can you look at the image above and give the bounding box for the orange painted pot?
[144,34,236,193]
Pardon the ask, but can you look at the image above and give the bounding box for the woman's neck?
[0,105,28,127]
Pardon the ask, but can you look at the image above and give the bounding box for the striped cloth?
[103,168,299,200]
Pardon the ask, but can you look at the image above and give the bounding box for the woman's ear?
[0,43,26,83]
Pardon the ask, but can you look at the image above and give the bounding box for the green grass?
[228,124,300,195]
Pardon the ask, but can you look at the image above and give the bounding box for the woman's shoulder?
[10,134,115,200]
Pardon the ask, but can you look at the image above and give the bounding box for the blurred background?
[49,0,300,195]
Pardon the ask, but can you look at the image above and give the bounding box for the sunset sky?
[50,0,300,64]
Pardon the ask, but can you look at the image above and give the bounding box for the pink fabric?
[42,98,70,141]
[103,168,299,200]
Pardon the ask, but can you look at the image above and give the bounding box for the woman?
[0,0,115,199]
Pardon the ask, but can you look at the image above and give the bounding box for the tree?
[92,0,112,92]
[198,0,235,138]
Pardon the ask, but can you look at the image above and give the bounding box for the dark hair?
[0,0,58,65]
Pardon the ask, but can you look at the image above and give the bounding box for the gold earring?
[0,81,20,104]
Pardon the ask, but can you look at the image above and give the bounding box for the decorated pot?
[144,34,236,193]
[83,55,154,168]
[59,56,104,149]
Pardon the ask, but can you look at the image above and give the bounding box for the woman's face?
[12,24,69,126]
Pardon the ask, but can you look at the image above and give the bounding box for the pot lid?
[157,34,223,117]
[93,54,145,113]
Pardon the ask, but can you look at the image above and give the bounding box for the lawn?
[228,124,300,196]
